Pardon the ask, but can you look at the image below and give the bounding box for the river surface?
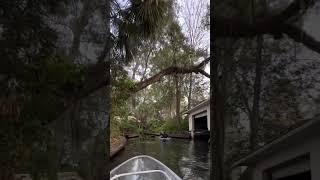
[110,138,210,180]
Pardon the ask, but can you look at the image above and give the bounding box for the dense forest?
[1,0,320,180]
[111,0,210,138]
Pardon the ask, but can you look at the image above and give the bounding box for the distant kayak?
[159,137,171,141]
[110,155,182,180]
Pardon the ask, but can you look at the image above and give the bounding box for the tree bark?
[70,0,96,60]
[91,0,111,179]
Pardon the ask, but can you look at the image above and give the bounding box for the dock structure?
[184,99,210,139]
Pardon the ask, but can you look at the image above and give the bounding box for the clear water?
[110,138,210,180]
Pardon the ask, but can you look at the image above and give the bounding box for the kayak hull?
[110,155,182,180]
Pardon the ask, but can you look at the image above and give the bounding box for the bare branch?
[198,69,210,78]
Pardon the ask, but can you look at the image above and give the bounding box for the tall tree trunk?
[250,35,263,150]
[210,1,224,178]
[172,45,181,125]
[131,62,139,109]
[210,50,224,180]
[175,74,181,125]
[210,37,236,179]
[187,72,193,110]
[91,0,111,179]
[249,0,266,151]
[210,56,224,180]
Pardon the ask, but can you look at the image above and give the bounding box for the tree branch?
[196,57,210,68]
[132,57,210,93]
[198,69,210,78]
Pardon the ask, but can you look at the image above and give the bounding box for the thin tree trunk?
[172,44,181,125]
[250,35,263,151]
[249,0,265,151]
[174,74,181,125]
[131,62,139,109]
[187,72,193,110]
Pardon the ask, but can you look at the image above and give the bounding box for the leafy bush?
[146,118,165,132]
[157,118,189,133]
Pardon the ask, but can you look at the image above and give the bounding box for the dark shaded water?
[110,138,210,180]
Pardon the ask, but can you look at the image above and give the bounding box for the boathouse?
[185,99,210,139]
[231,117,320,180]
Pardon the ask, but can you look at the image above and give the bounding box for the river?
[110,137,210,180]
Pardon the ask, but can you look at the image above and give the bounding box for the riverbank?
[110,136,127,159]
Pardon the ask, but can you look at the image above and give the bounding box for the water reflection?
[110,138,209,180]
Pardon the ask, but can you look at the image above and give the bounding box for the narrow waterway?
[110,137,210,180]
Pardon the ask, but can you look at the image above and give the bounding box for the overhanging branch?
[132,57,210,93]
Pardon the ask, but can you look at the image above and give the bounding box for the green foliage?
[111,13,208,137]
[157,118,188,133]
[129,0,173,37]
[113,78,136,105]
[146,118,165,132]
